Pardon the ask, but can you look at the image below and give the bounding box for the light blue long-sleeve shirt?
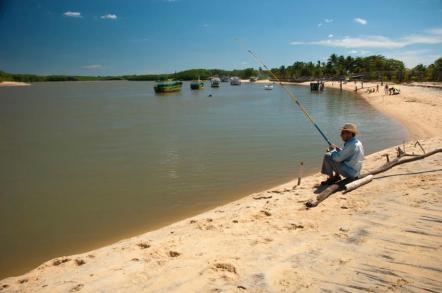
[328,137,364,177]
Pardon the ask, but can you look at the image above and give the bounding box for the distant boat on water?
[230,76,241,85]
[221,76,230,82]
[154,80,182,93]
[264,84,274,90]
[210,77,221,88]
[190,78,204,90]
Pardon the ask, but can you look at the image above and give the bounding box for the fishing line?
[235,38,332,146]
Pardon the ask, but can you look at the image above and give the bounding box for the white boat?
[264,84,274,90]
[211,77,221,88]
[230,76,241,85]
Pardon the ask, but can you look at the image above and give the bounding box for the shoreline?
[0,81,30,87]
[299,81,441,139]
[1,82,441,292]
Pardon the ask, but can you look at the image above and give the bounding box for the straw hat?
[341,123,358,134]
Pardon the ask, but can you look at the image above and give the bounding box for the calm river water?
[0,81,407,277]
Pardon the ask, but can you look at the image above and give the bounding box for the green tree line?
[0,71,123,82]
[270,54,442,82]
[1,54,441,83]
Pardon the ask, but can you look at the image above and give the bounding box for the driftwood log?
[306,148,442,208]
[360,148,441,177]
[344,175,373,193]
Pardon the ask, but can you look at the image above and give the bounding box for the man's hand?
[327,144,337,152]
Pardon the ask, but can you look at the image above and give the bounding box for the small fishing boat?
[154,80,182,93]
[310,82,324,91]
[230,76,241,85]
[211,77,221,88]
[264,84,274,90]
[190,78,204,90]
[221,76,230,82]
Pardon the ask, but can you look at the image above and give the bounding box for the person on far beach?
[384,84,389,95]
[320,123,364,185]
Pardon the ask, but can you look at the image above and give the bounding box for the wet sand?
[1,82,441,292]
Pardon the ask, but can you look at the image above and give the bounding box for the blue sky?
[0,0,441,75]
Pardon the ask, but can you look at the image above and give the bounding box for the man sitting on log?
[320,123,364,185]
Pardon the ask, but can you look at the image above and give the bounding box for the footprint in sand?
[388,278,409,290]
[261,210,272,216]
[213,263,237,274]
[286,223,304,231]
[69,284,84,292]
[137,242,151,249]
[347,228,369,244]
[169,251,181,257]
[334,232,349,240]
[52,258,71,266]
[197,223,217,231]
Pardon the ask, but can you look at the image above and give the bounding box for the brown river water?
[0,81,407,278]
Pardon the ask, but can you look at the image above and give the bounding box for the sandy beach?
[306,81,442,139]
[0,81,30,87]
[1,82,441,292]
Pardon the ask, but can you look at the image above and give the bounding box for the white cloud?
[312,36,404,48]
[83,64,102,69]
[289,27,442,49]
[428,27,442,35]
[318,19,333,28]
[354,18,367,25]
[328,34,334,38]
[64,11,82,18]
[101,14,117,20]
[385,49,441,67]
[348,50,370,55]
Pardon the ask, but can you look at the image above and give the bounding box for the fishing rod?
[235,39,333,146]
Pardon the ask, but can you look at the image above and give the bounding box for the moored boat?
[154,80,183,93]
[190,78,204,90]
[210,77,221,88]
[264,84,274,90]
[230,76,241,85]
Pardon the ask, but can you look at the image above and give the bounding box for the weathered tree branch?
[360,148,442,177]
